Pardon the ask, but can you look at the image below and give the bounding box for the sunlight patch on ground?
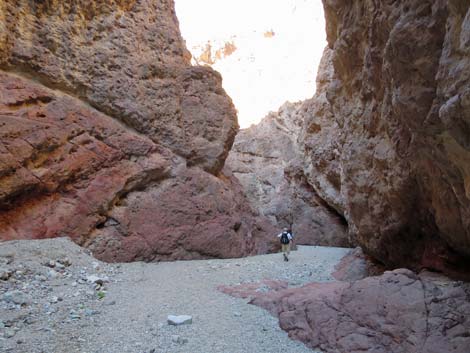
[175,0,326,128]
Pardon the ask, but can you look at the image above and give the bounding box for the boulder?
[247,270,470,353]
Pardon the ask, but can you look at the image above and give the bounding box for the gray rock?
[0,268,12,280]
[171,335,188,344]
[35,274,47,282]
[47,269,58,279]
[86,274,109,285]
[3,290,30,305]
[4,328,16,338]
[167,315,192,326]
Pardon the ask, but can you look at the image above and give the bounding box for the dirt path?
[0,238,350,353]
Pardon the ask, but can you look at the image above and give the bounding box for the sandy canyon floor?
[0,238,350,353]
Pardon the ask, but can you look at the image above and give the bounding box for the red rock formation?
[300,0,470,275]
[248,269,470,353]
[0,0,236,174]
[226,102,350,247]
[220,269,470,353]
[0,0,277,261]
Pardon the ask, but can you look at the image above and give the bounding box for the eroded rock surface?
[0,0,275,261]
[227,269,470,353]
[299,0,470,275]
[0,0,236,173]
[226,103,349,247]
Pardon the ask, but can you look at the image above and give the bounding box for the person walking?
[277,227,293,261]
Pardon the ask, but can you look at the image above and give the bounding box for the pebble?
[35,275,47,282]
[0,268,13,280]
[47,269,59,279]
[4,328,17,338]
[167,315,192,326]
[3,290,30,305]
[233,311,242,317]
[171,335,188,344]
[86,274,108,285]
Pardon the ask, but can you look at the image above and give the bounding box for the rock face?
[247,269,470,353]
[0,0,236,174]
[0,0,276,261]
[299,0,470,275]
[226,103,349,247]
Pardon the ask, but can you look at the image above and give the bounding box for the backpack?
[280,232,290,244]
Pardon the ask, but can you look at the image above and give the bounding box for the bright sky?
[175,0,326,128]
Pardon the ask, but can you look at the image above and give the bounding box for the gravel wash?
[0,238,351,353]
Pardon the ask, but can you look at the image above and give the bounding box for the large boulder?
[0,0,276,261]
[300,0,470,275]
[226,102,350,247]
[248,269,470,353]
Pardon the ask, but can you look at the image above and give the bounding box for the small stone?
[47,269,58,279]
[58,258,71,267]
[55,262,65,270]
[4,328,16,338]
[0,268,12,280]
[46,260,56,268]
[71,281,77,287]
[171,335,188,344]
[105,300,116,306]
[86,274,108,285]
[3,290,30,305]
[167,315,192,326]
[35,275,47,282]
[233,311,242,317]
[50,296,59,303]
[84,309,99,316]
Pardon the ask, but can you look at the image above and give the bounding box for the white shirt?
[277,232,293,240]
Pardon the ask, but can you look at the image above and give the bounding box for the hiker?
[277,227,293,261]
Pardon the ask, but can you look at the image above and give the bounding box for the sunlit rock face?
[0,0,277,261]
[175,0,326,128]
[300,0,470,276]
[225,102,350,247]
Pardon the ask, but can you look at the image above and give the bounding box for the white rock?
[86,274,109,284]
[167,315,192,326]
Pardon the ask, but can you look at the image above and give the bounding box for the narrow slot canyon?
[0,1,470,353]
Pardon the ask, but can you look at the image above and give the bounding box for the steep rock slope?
[0,0,276,261]
[226,103,349,247]
[301,0,470,275]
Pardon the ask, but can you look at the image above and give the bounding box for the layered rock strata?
[0,0,276,261]
[226,103,349,247]
[300,0,470,276]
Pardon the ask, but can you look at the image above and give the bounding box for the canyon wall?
[0,0,277,261]
[226,103,350,247]
[300,0,470,276]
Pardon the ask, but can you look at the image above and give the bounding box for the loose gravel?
[0,238,351,353]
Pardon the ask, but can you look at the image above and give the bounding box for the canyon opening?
[0,1,469,353]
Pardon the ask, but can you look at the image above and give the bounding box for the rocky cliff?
[226,103,350,247]
[300,0,470,276]
[0,0,277,261]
